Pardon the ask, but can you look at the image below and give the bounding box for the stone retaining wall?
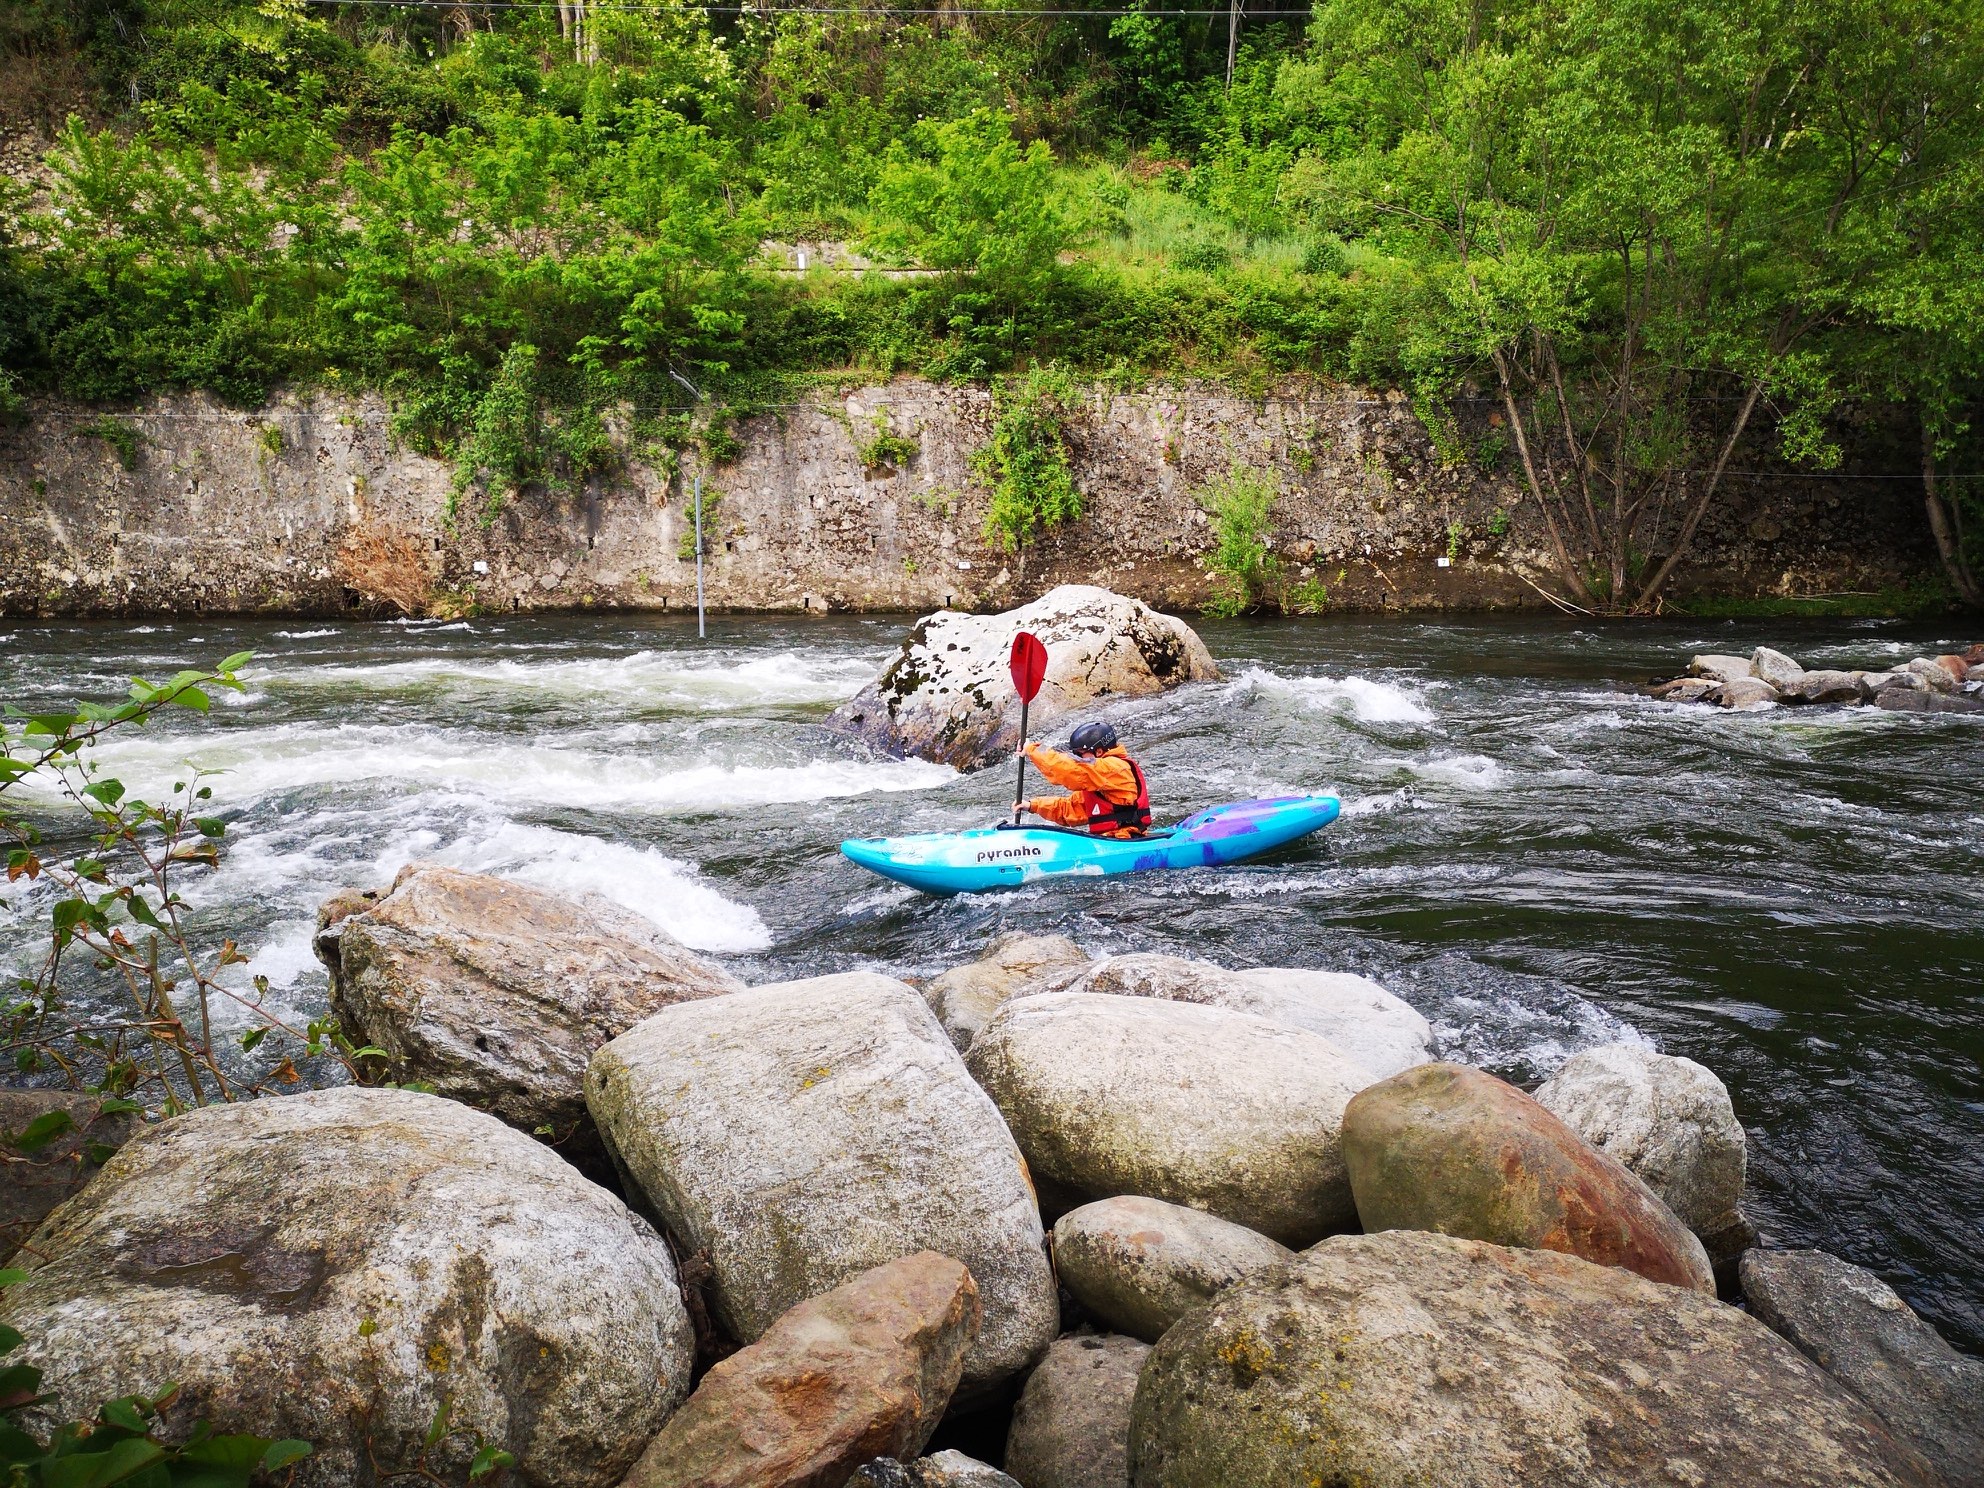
[0,379,1936,617]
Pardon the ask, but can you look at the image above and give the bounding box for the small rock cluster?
[1649,643,1984,712]
[0,870,1975,1488]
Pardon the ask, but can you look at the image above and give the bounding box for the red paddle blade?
[1009,631,1048,703]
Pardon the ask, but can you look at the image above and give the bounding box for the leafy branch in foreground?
[1,658,376,1114]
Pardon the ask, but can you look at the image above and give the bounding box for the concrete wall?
[0,378,1936,617]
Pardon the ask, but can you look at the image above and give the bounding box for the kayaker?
[1014,721,1152,837]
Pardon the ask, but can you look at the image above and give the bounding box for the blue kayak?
[840,794,1341,896]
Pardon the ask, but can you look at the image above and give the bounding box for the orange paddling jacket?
[1023,743,1152,837]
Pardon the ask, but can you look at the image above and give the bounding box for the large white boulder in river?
[826,585,1219,771]
[1534,1042,1749,1258]
[316,863,744,1170]
[585,973,1057,1393]
[1066,953,1431,1077]
[0,1087,694,1488]
[965,992,1368,1244]
[1130,1230,1941,1488]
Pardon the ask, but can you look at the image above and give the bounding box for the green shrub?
[972,366,1084,552]
[1197,462,1281,615]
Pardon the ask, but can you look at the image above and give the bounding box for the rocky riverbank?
[2,858,1978,1486]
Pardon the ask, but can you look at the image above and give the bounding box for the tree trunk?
[1923,418,1983,607]
[1631,380,1763,612]
[1227,0,1240,87]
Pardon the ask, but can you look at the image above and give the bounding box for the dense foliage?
[0,0,1979,605]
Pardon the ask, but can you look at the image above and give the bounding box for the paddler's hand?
[1013,801,1028,816]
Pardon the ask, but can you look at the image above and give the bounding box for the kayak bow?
[840,794,1340,896]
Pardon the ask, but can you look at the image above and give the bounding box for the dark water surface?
[2,612,1980,1349]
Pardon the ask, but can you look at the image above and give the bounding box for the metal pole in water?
[693,470,706,640]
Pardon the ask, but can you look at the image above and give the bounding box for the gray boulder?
[1786,669,1863,705]
[925,932,1094,1050]
[1905,657,1960,692]
[855,1452,1025,1488]
[1129,1230,1940,1488]
[1741,1248,1984,1488]
[0,1087,693,1488]
[1721,676,1781,708]
[315,863,743,1169]
[966,992,1367,1245]
[826,585,1219,772]
[1751,646,1807,691]
[0,1092,139,1262]
[1053,1197,1293,1344]
[1533,1043,1750,1259]
[1064,954,1431,1078]
[1690,654,1755,685]
[1007,1333,1150,1488]
[586,972,1057,1393]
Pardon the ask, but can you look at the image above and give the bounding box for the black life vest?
[1086,756,1152,835]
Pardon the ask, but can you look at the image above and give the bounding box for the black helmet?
[1069,721,1119,753]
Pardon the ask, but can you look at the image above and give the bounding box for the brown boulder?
[619,1252,980,1488]
[0,1092,139,1262]
[315,863,743,1167]
[1007,1333,1150,1488]
[1342,1062,1714,1292]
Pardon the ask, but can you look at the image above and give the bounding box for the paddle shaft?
[1013,698,1030,825]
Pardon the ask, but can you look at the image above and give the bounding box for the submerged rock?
[966,992,1367,1245]
[925,932,1094,1050]
[586,972,1056,1393]
[1064,954,1431,1078]
[0,1087,694,1488]
[1129,1230,1940,1488]
[1721,675,1781,708]
[620,1252,979,1488]
[1342,1062,1715,1292]
[0,1092,139,1262]
[1534,1043,1750,1259]
[1006,1333,1150,1488]
[1741,1248,1984,1488]
[1052,1196,1294,1344]
[825,585,1219,772]
[315,863,743,1168]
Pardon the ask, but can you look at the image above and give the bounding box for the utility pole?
[1227,0,1240,87]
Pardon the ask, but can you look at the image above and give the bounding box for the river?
[2,612,1979,1352]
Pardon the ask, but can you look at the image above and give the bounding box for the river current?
[1,613,1979,1351]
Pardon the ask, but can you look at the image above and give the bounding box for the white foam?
[1391,753,1510,790]
[1234,668,1434,724]
[275,628,338,639]
[250,648,883,711]
[437,820,771,952]
[76,724,955,814]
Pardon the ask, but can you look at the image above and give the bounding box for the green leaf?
[82,780,127,808]
[11,1109,76,1155]
[216,653,254,675]
[0,1324,22,1354]
[99,1398,151,1434]
[422,1399,450,1449]
[469,1444,514,1479]
[192,819,225,839]
[237,1029,267,1053]
[47,1434,167,1487]
[258,1440,311,1470]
